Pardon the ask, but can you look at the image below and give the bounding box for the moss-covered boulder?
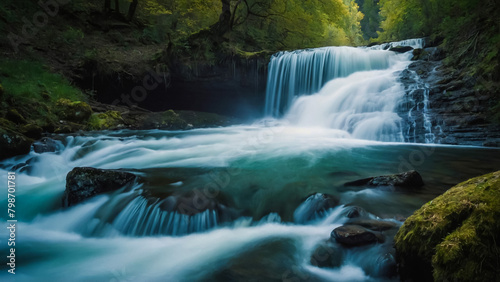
[55,98,92,123]
[394,171,500,281]
[87,110,124,130]
[0,128,33,160]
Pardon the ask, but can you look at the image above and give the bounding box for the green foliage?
[355,0,381,40]
[134,0,220,45]
[0,58,84,103]
[62,27,85,44]
[126,0,365,53]
[230,0,365,50]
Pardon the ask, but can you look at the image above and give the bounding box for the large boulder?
[63,167,137,207]
[394,171,500,281]
[344,170,424,188]
[310,240,343,268]
[331,225,384,246]
[0,128,33,160]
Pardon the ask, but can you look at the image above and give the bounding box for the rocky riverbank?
[0,99,239,160]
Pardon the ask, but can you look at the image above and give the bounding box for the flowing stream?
[1,39,500,281]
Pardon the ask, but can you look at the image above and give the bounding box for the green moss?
[55,99,92,123]
[395,171,500,281]
[157,110,188,128]
[87,111,124,130]
[0,58,84,103]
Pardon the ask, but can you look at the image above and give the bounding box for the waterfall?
[264,39,425,142]
[264,47,394,116]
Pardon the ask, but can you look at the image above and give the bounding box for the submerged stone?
[293,193,339,223]
[310,240,343,268]
[33,137,63,153]
[344,170,424,188]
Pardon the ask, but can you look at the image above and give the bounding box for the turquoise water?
[1,126,499,281]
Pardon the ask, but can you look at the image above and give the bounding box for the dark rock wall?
[398,50,500,146]
[80,54,269,119]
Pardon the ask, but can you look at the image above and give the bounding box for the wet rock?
[376,252,397,278]
[395,171,500,281]
[0,128,33,160]
[293,193,339,223]
[310,240,343,268]
[33,137,64,153]
[424,47,445,61]
[411,48,428,60]
[347,219,398,231]
[331,225,384,246]
[63,167,137,207]
[155,191,240,222]
[389,46,413,53]
[483,139,500,147]
[344,170,424,188]
[342,206,366,218]
[411,47,445,61]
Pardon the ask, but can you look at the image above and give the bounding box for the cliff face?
[79,52,269,119]
[398,47,500,146]
[166,54,269,119]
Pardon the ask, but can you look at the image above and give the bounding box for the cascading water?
[2,39,500,282]
[265,39,425,142]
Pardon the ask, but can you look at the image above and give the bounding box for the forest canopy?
[94,0,365,51]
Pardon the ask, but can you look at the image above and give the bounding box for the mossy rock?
[5,109,27,124]
[158,110,188,129]
[87,111,124,130]
[55,98,92,123]
[0,118,16,131]
[394,171,500,281]
[0,127,33,160]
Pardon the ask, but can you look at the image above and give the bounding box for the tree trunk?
[114,0,120,13]
[127,0,138,21]
[104,0,111,13]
